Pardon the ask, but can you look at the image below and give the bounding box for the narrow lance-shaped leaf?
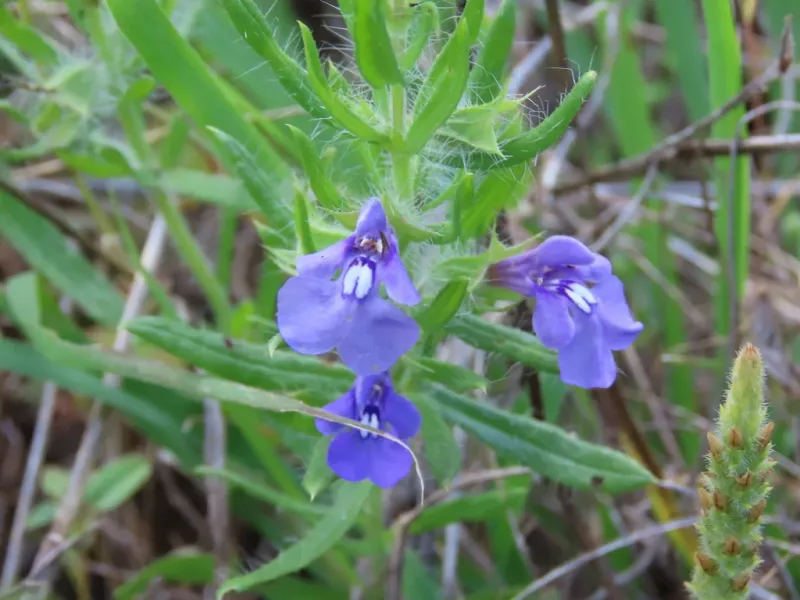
[288,125,348,211]
[298,23,388,143]
[444,314,559,374]
[401,2,439,70]
[0,192,124,326]
[353,0,403,87]
[207,127,294,247]
[126,316,352,394]
[106,0,286,171]
[470,0,516,103]
[217,481,371,597]
[460,162,530,240]
[430,385,656,493]
[405,17,471,153]
[220,0,327,118]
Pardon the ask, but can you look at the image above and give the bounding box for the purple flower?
[488,235,643,389]
[277,198,421,375]
[315,372,421,488]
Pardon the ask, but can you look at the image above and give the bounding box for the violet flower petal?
[532,236,596,267]
[337,297,419,375]
[297,237,353,278]
[533,292,576,349]
[327,431,370,482]
[380,254,421,305]
[594,276,644,350]
[315,390,355,435]
[369,438,413,488]
[277,276,351,355]
[557,313,617,389]
[382,392,421,439]
[355,197,387,236]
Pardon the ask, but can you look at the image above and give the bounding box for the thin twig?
[591,162,659,252]
[544,0,570,90]
[25,214,168,586]
[509,517,698,599]
[0,297,73,590]
[202,396,230,599]
[552,62,782,195]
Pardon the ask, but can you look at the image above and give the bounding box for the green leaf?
[57,150,133,178]
[429,385,656,492]
[106,0,286,171]
[195,466,326,517]
[444,314,559,374]
[415,280,468,332]
[470,0,516,103]
[219,0,327,118]
[406,17,471,153]
[218,481,371,596]
[298,23,387,143]
[402,551,441,600]
[0,7,59,65]
[293,188,316,255]
[0,206,123,326]
[126,316,352,396]
[302,437,336,501]
[161,169,253,211]
[414,394,461,485]
[353,0,403,87]
[440,104,503,154]
[85,454,153,512]
[410,487,528,534]
[460,162,531,240]
[24,326,417,464]
[461,0,485,43]
[114,551,214,600]
[401,2,439,70]
[456,71,597,170]
[289,126,348,211]
[207,127,293,245]
[0,339,198,466]
[414,357,488,393]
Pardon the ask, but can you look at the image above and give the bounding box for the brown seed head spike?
[735,472,752,489]
[707,432,724,458]
[713,489,727,511]
[748,499,766,523]
[723,537,741,556]
[731,573,751,592]
[695,552,718,575]
[698,487,713,511]
[758,422,775,449]
[728,427,743,448]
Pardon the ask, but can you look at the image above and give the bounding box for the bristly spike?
[728,427,743,448]
[695,552,719,575]
[707,432,724,459]
[731,574,751,593]
[723,537,741,556]
[688,343,772,599]
[757,422,775,449]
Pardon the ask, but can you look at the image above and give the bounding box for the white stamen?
[564,286,593,314]
[359,414,371,439]
[359,412,380,439]
[342,262,374,299]
[568,283,597,306]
